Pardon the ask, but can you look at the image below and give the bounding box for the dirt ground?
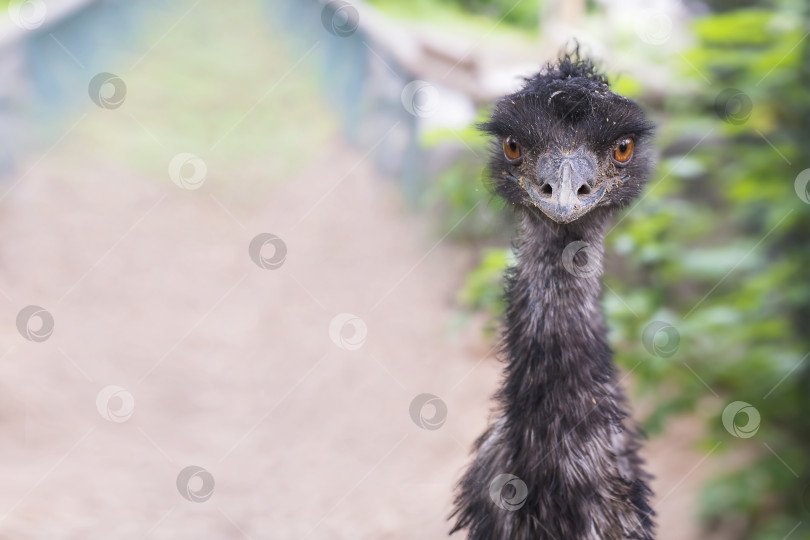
[0,2,714,539]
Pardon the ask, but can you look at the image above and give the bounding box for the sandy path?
[0,128,499,538]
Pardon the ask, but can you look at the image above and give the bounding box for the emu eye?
[613,137,634,164]
[502,136,521,162]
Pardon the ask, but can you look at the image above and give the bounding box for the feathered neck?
[497,210,619,434]
[451,208,655,540]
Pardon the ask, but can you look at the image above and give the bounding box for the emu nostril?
[541,183,553,195]
[577,184,591,196]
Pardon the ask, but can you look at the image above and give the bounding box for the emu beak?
[526,146,607,224]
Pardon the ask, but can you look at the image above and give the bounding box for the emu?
[451,52,656,540]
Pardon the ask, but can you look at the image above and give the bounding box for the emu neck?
[500,211,615,425]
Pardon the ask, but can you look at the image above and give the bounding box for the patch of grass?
[79,0,337,201]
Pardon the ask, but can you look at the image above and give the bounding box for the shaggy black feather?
[450,50,657,539]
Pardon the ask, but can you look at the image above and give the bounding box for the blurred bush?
[367,0,540,33]
[424,1,810,538]
[615,5,809,537]
[421,123,513,243]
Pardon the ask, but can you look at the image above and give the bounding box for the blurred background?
[0,0,807,538]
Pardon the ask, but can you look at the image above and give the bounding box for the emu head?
[483,54,655,225]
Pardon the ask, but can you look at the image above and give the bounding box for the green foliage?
[435,2,810,537]
[457,247,513,327]
[453,0,541,31]
[367,0,541,33]
[611,4,810,537]
[421,121,514,243]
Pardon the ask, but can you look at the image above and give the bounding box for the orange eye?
[613,137,634,163]
[503,136,521,162]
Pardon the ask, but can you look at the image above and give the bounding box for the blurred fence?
[1,0,482,203]
[270,0,442,203]
[0,0,156,175]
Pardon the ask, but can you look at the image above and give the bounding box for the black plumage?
[450,51,657,540]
